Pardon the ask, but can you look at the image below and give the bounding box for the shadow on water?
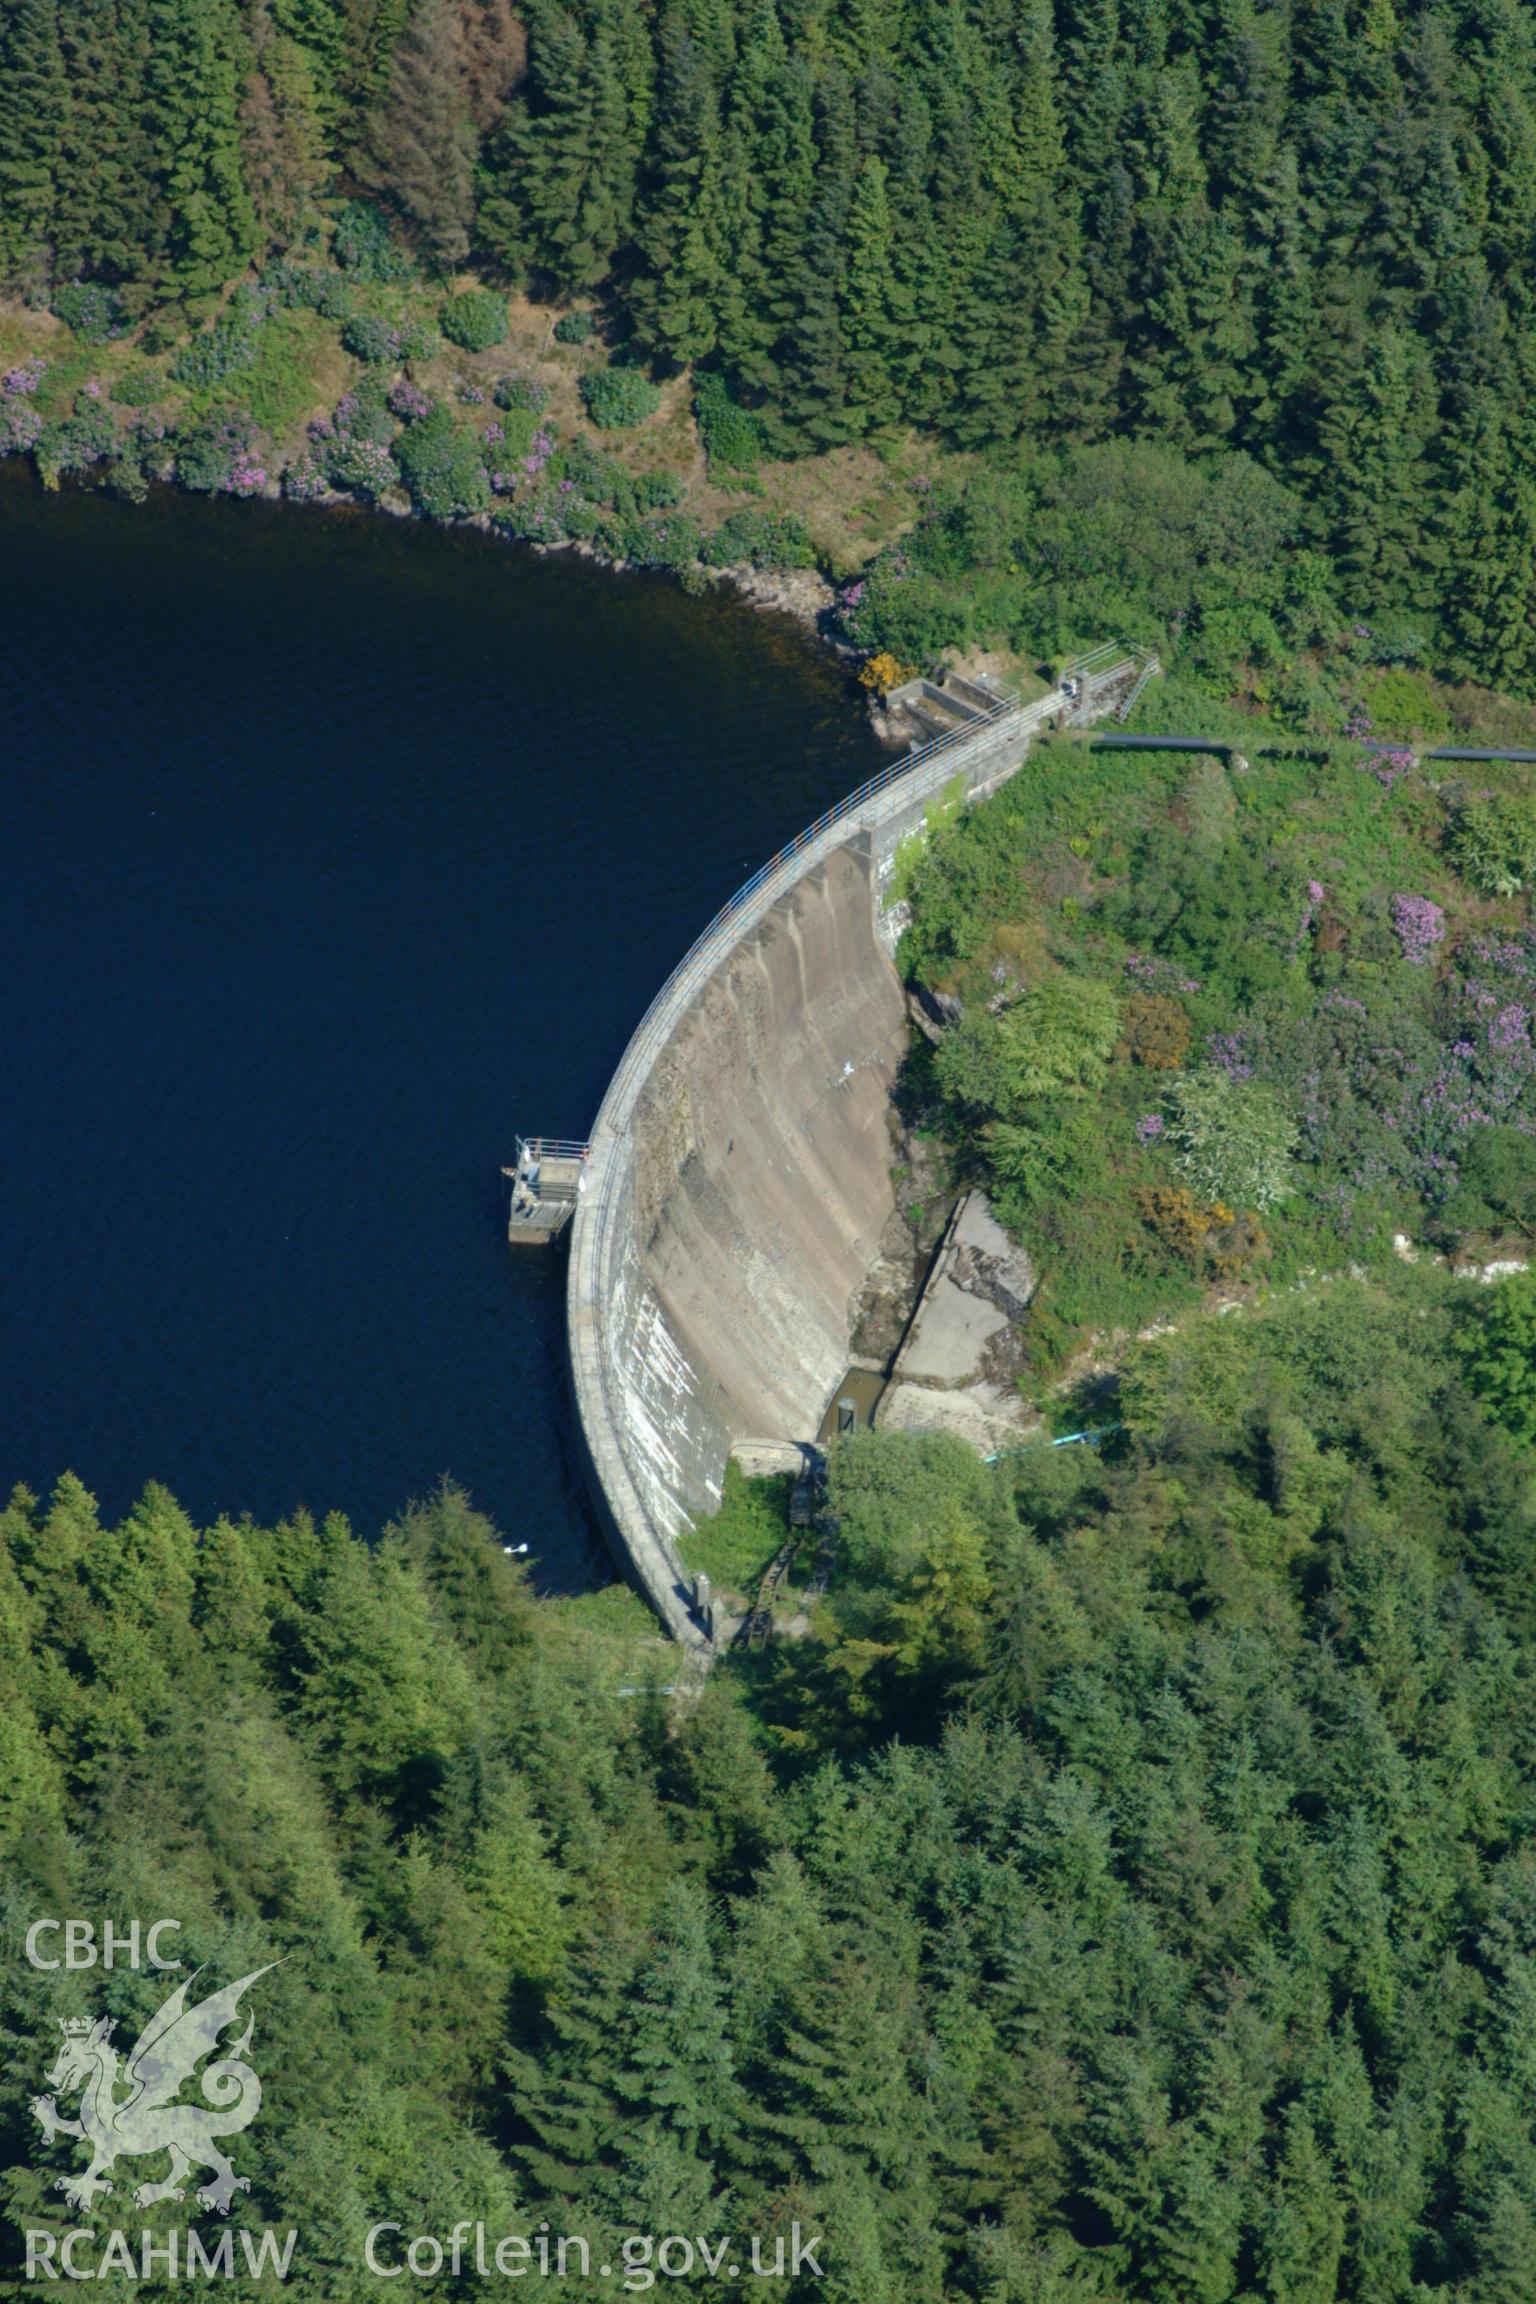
[0,465,886,1587]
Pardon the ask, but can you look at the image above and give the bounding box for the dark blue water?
[0,467,883,1584]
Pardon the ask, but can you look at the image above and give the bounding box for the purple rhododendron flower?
[1207,1032,1254,1082]
[1392,893,1446,966]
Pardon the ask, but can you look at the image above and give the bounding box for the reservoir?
[0,467,885,1587]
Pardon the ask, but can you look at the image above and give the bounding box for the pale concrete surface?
[876,1190,1038,1448]
[566,669,1147,1641]
[896,1285,1008,1385]
[879,1381,1043,1454]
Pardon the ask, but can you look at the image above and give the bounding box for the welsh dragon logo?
[31,1967,274,2217]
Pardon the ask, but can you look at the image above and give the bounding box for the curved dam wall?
[568,679,1091,1644]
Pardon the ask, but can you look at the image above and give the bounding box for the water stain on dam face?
[569,679,1088,1634]
[0,465,886,1578]
[632,843,909,1442]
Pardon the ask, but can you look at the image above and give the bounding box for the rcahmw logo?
[23,1927,296,2283]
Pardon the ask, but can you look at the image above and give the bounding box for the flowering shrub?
[1205,1030,1255,1082]
[282,450,328,502]
[493,483,569,543]
[1287,880,1326,959]
[328,437,397,500]
[858,651,914,697]
[477,407,535,489]
[906,735,1536,1360]
[1392,893,1446,965]
[3,360,44,395]
[493,372,548,415]
[1362,747,1415,789]
[297,384,399,501]
[52,281,123,343]
[1125,952,1202,996]
[0,400,43,452]
[175,413,255,493]
[226,452,267,496]
[388,379,433,423]
[1134,1185,1265,1277]
[342,314,405,363]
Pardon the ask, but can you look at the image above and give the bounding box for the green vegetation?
[578,365,660,430]
[694,373,763,479]
[1462,1267,1536,1444]
[440,288,510,353]
[4,0,1536,699]
[12,10,1536,2296]
[393,397,492,518]
[9,1279,1536,2299]
[679,1461,794,1591]
[900,739,1536,1368]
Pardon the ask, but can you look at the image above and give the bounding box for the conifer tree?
[367,0,475,261]
[767,66,858,449]
[715,25,813,399]
[0,0,67,280]
[840,155,905,429]
[242,0,332,237]
[479,0,642,286]
[147,0,261,295]
[51,0,158,283]
[629,8,728,359]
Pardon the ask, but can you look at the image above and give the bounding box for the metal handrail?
[604,694,1035,1087]
[592,645,1150,1127]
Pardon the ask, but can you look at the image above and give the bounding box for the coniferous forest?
[8,1278,1536,2299]
[11,0,1536,2297]
[6,0,1536,685]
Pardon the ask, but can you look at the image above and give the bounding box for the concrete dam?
[567,647,1148,1645]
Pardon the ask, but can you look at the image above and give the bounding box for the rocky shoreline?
[240,459,856,653]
